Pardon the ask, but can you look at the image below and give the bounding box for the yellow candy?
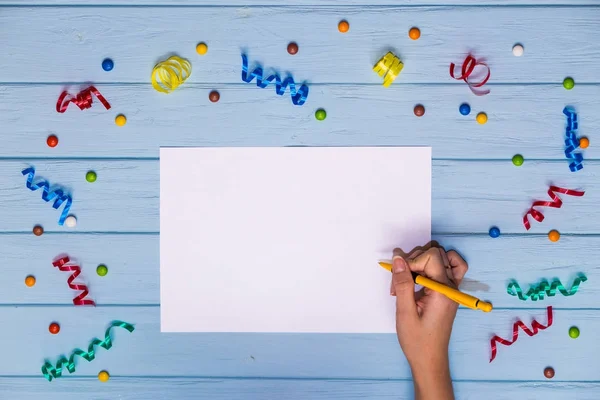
[115,114,127,126]
[373,52,404,87]
[196,42,208,55]
[476,112,488,124]
[98,370,110,382]
[151,56,192,94]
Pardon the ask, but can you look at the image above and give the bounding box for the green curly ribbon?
[42,321,134,381]
[507,274,587,301]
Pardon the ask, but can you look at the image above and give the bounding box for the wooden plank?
[7,1,600,6]
[2,233,596,308]
[1,378,599,400]
[1,160,593,233]
[2,306,597,379]
[1,6,599,83]
[1,84,598,159]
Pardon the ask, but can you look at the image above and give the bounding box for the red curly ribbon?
[523,186,585,230]
[449,55,490,96]
[489,306,553,362]
[52,256,95,306]
[56,86,111,113]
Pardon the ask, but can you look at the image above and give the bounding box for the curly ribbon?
[489,306,553,362]
[22,167,72,226]
[507,274,587,301]
[52,256,95,306]
[56,86,111,113]
[241,54,309,105]
[563,107,583,171]
[373,52,404,87]
[449,54,490,96]
[523,185,585,230]
[42,321,135,381]
[151,56,192,94]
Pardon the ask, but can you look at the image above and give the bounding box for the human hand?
[390,244,469,400]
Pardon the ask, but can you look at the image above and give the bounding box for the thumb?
[391,256,418,321]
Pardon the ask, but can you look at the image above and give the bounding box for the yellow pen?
[378,261,493,313]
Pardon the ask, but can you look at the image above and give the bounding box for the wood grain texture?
[1,6,600,84]
[3,307,598,379]
[2,160,594,233]
[7,1,600,5]
[1,84,598,159]
[2,234,596,307]
[2,379,599,400]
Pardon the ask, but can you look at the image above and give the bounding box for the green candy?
[315,109,327,121]
[563,77,575,90]
[96,264,108,276]
[569,326,580,339]
[512,154,524,166]
[86,171,97,183]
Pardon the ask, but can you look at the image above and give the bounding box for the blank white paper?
[160,147,431,333]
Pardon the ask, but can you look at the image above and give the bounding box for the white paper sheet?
[160,147,431,333]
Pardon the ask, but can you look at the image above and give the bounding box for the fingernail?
[392,256,406,272]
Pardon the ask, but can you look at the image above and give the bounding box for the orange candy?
[548,230,560,242]
[409,27,421,40]
[579,137,589,149]
[47,135,58,148]
[25,275,36,287]
[49,322,60,334]
[338,20,349,33]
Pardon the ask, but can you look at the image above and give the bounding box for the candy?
[459,103,471,116]
[25,275,36,287]
[408,27,421,40]
[548,229,560,242]
[579,137,589,149]
[86,171,97,183]
[569,326,580,338]
[544,367,555,379]
[115,114,127,126]
[512,154,524,166]
[287,42,299,55]
[476,112,487,124]
[101,58,114,72]
[488,227,500,238]
[98,370,110,382]
[196,42,208,55]
[413,104,425,117]
[315,109,327,121]
[33,225,44,236]
[49,323,60,335]
[47,135,59,148]
[563,77,575,90]
[338,20,349,33]
[65,215,77,228]
[209,91,220,103]
[512,44,524,57]
[373,52,403,87]
[97,264,108,277]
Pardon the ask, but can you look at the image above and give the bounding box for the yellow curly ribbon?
[373,52,403,87]
[151,56,192,94]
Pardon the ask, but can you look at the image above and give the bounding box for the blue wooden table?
[1,1,599,398]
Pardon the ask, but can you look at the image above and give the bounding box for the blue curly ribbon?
[507,274,587,301]
[241,54,309,105]
[22,167,72,225]
[42,321,135,381]
[563,107,583,172]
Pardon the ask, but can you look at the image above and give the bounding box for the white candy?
[512,44,524,57]
[65,215,77,228]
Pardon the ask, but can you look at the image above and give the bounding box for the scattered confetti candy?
[459,103,471,116]
[287,42,299,55]
[408,27,421,40]
[507,274,587,301]
[86,171,97,183]
[52,256,95,306]
[25,275,36,287]
[115,114,127,126]
[488,227,500,238]
[523,186,585,230]
[33,225,44,236]
[563,77,575,90]
[96,264,108,277]
[544,367,555,379]
[49,323,60,335]
[476,112,487,124]
[65,215,77,228]
[22,167,72,226]
[98,370,110,382]
[579,137,589,149]
[413,104,425,117]
[315,108,327,121]
[56,86,111,113]
[42,321,134,381]
[563,107,583,171]
[241,54,309,105]
[101,58,114,71]
[209,90,220,103]
[450,54,490,96]
[569,326,580,339]
[373,52,403,87]
[548,229,560,242]
[195,42,208,55]
[47,135,59,148]
[512,44,524,57]
[512,154,524,166]
[338,20,349,33]
[489,306,553,362]
[151,55,192,94]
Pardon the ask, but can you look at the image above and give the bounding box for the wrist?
[411,355,454,400]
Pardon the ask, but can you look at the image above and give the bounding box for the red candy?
[49,322,60,334]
